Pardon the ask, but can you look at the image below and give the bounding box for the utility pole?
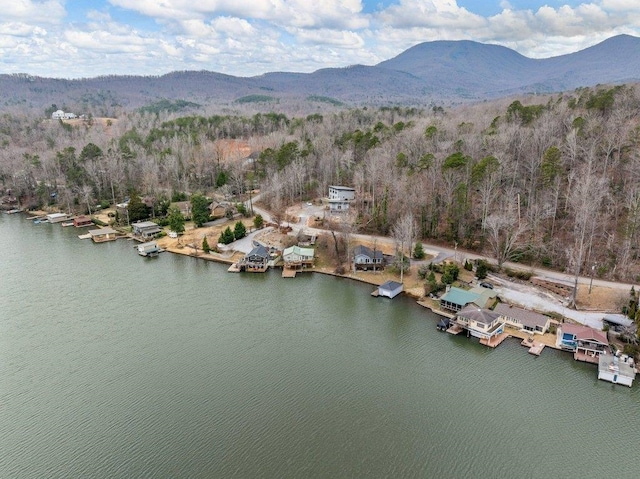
[589,263,596,294]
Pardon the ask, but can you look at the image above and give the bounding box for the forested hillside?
[1,35,639,111]
[1,84,640,283]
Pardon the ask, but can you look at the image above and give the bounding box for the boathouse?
[378,280,403,299]
[137,241,161,257]
[88,227,117,243]
[46,212,69,223]
[598,351,636,387]
[73,215,93,227]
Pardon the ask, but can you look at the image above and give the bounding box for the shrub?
[475,260,489,279]
[413,242,425,260]
[202,236,210,253]
[234,221,247,240]
[417,264,430,280]
[441,263,459,284]
[218,226,235,245]
[505,268,533,280]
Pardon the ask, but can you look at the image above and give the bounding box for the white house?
[282,245,315,270]
[51,110,77,120]
[328,185,355,212]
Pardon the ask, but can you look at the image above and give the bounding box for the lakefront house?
[556,323,609,364]
[455,305,505,343]
[494,303,553,335]
[353,245,385,271]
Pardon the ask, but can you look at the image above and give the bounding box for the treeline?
[1,85,640,284]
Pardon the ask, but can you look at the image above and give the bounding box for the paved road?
[246,193,636,294]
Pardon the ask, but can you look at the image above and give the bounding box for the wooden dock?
[282,269,297,278]
[520,338,546,356]
[446,324,464,335]
[480,332,510,348]
[371,289,379,297]
[227,263,241,273]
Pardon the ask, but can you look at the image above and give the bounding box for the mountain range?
[1,34,639,112]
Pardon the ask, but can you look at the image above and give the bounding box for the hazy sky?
[1,0,638,78]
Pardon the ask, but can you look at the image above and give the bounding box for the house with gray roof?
[495,303,553,335]
[328,185,355,212]
[353,245,385,270]
[240,245,270,272]
[132,221,162,239]
[455,305,505,341]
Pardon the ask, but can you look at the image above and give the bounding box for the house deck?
[574,351,601,364]
[480,332,510,348]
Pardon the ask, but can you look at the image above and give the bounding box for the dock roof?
[89,227,117,236]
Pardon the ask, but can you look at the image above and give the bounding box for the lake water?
[1,213,639,478]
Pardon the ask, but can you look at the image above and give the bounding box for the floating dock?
[520,337,546,355]
[282,269,297,278]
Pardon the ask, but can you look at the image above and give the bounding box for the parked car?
[479,281,494,289]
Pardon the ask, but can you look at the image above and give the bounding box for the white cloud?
[378,0,485,29]
[4,0,65,24]
[294,29,365,48]
[108,0,368,29]
[1,1,640,78]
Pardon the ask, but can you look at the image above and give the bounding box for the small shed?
[378,280,403,299]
